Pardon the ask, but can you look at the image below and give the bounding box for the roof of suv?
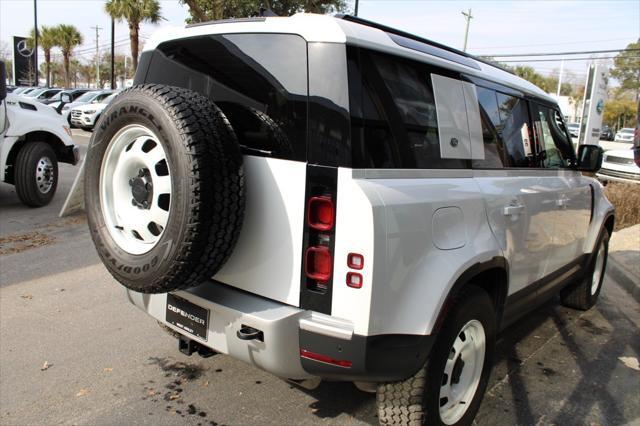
[143,13,554,103]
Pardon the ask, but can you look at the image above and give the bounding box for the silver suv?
[77,14,613,425]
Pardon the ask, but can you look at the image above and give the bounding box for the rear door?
[472,88,559,294]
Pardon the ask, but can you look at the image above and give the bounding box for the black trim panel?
[299,330,435,382]
[502,254,588,329]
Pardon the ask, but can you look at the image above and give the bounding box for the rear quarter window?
[143,33,308,162]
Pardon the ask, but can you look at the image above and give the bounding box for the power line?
[472,37,636,50]
[498,56,638,63]
[485,48,640,58]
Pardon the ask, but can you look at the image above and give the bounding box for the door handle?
[502,204,524,216]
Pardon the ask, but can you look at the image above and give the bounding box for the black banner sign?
[12,36,35,86]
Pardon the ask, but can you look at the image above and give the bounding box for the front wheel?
[560,229,609,310]
[14,142,58,207]
[377,285,496,425]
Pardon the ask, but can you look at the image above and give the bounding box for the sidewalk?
[608,224,640,301]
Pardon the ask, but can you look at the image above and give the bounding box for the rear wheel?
[84,84,245,293]
[560,229,609,310]
[14,142,58,207]
[377,285,496,425]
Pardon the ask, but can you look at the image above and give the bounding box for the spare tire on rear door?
[84,84,245,293]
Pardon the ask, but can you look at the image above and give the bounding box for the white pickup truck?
[0,62,79,207]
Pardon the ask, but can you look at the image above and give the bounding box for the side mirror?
[0,60,6,101]
[576,144,603,172]
[56,92,72,114]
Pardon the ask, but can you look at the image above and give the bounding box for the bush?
[604,182,640,231]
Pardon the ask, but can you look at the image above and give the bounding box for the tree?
[603,97,636,130]
[610,40,640,102]
[55,24,83,87]
[512,65,554,92]
[569,85,585,121]
[180,0,346,23]
[4,59,13,83]
[28,26,58,87]
[105,0,162,72]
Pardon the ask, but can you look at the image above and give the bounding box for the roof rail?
[337,14,513,74]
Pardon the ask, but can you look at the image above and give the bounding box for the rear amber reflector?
[300,349,352,368]
[307,196,335,231]
[346,272,363,289]
[305,246,333,282]
[347,253,364,270]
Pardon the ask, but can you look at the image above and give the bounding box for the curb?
[608,255,640,303]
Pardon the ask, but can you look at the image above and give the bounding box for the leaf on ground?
[21,294,33,300]
[618,356,640,371]
[202,381,209,387]
[103,368,113,373]
[76,389,89,397]
[40,361,51,371]
[169,394,180,400]
[148,389,157,396]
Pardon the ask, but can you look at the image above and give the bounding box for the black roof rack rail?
[337,14,514,74]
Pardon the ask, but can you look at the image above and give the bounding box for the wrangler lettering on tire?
[84,84,245,293]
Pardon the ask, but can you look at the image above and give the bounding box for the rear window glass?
[144,34,308,161]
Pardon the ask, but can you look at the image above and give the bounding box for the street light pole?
[462,8,473,52]
[33,0,38,86]
[354,0,359,16]
[111,18,115,89]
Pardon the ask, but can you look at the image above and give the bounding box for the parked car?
[69,92,118,130]
[12,86,37,95]
[58,90,115,126]
[600,125,614,141]
[614,127,634,143]
[0,62,79,206]
[597,148,640,184]
[567,122,580,137]
[6,85,17,93]
[23,87,63,102]
[41,88,92,105]
[67,14,613,425]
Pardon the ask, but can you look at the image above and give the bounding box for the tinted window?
[145,34,308,161]
[472,87,508,168]
[531,103,575,168]
[496,93,535,167]
[349,48,464,169]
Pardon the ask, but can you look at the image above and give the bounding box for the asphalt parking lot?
[0,130,639,425]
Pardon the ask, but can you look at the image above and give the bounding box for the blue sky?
[1,0,638,84]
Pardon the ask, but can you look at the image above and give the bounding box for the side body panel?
[353,170,502,336]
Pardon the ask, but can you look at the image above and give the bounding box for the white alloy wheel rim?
[439,319,486,425]
[100,124,172,255]
[35,156,55,193]
[591,244,606,295]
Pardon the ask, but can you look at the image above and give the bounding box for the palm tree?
[29,26,58,87]
[55,24,83,88]
[105,0,161,72]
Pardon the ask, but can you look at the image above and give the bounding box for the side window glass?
[496,93,535,168]
[472,87,508,168]
[350,49,465,169]
[532,104,575,168]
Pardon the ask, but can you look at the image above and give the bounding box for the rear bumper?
[127,281,434,382]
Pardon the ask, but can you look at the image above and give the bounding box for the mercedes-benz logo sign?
[17,40,33,58]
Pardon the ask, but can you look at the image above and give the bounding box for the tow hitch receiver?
[178,336,216,358]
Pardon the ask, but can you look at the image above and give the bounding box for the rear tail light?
[300,349,352,368]
[346,272,363,289]
[307,196,335,231]
[305,246,332,282]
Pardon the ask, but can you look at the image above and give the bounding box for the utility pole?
[461,8,473,52]
[33,0,38,86]
[354,0,359,17]
[110,18,115,89]
[556,59,565,98]
[90,25,102,88]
